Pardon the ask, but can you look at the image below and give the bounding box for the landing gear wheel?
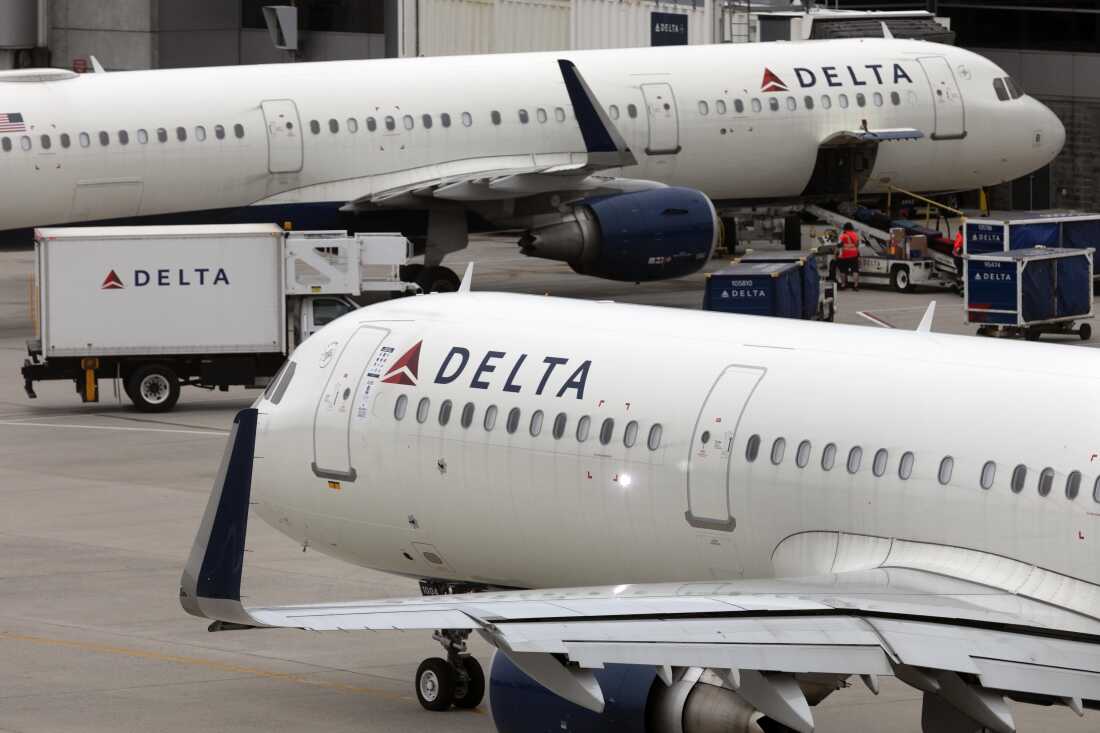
[417,265,461,293]
[1080,323,1092,341]
[890,266,911,293]
[416,657,456,711]
[452,656,485,709]
[126,364,180,412]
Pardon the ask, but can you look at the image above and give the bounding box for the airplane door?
[312,325,389,481]
[917,57,966,140]
[685,365,765,531]
[641,83,681,155]
[260,99,304,174]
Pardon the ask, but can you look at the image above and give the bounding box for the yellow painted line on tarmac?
[0,630,420,703]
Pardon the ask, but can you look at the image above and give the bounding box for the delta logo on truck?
[101,267,231,290]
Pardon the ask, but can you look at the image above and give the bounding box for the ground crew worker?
[952,225,965,282]
[837,222,860,291]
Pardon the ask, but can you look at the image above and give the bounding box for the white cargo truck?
[22,224,416,411]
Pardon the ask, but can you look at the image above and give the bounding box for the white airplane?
[182,285,1100,732]
[0,38,1063,289]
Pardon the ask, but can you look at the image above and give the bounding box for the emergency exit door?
[312,325,389,481]
[917,57,966,141]
[260,99,304,173]
[685,365,765,531]
[641,83,681,155]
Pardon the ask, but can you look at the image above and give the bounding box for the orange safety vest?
[838,230,860,259]
[953,231,964,256]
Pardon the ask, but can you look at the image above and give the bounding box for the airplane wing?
[181,410,1100,732]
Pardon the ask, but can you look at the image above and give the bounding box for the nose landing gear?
[414,629,485,711]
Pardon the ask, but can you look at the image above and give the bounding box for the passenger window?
[822,443,837,471]
[804,96,814,110]
[59,134,69,148]
[156,128,167,143]
[536,108,547,123]
[462,111,473,127]
[1038,467,1054,497]
[820,95,832,110]
[647,423,662,450]
[785,96,796,111]
[980,461,996,490]
[416,397,430,424]
[402,115,413,130]
[770,437,786,465]
[554,107,566,122]
[347,118,359,133]
[197,126,208,141]
[873,449,888,477]
[899,451,914,479]
[1,137,11,152]
[839,94,849,109]
[795,440,811,468]
[891,91,901,105]
[269,360,296,404]
[873,92,883,107]
[734,99,744,113]
[460,402,475,428]
[530,409,544,436]
[1011,465,1027,493]
[856,93,866,107]
[491,110,501,125]
[441,113,451,127]
[745,434,761,462]
[608,105,619,120]
[422,114,432,129]
[627,104,637,118]
[438,399,452,426]
[552,412,567,439]
[847,446,863,474]
[599,418,614,446]
[1066,471,1082,500]
[751,98,762,113]
[214,124,225,139]
[698,100,709,115]
[394,394,408,420]
[938,456,954,485]
[506,407,520,434]
[117,130,128,145]
[768,98,780,112]
[366,117,377,132]
[483,405,498,431]
[19,135,29,150]
[518,109,529,124]
[176,127,187,141]
[385,116,395,131]
[310,120,321,134]
[134,129,147,144]
[1094,475,1100,503]
[993,78,1009,102]
[98,131,109,146]
[623,420,638,448]
[576,415,591,442]
[233,123,245,138]
[40,134,50,149]
[710,99,723,115]
[326,119,338,133]
[80,132,91,147]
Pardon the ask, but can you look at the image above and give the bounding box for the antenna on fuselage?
[458,262,474,293]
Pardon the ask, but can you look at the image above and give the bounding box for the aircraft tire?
[127,364,180,412]
[415,657,456,711]
[417,265,461,293]
[452,656,485,709]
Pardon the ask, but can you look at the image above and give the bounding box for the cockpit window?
[269,361,296,404]
[993,78,1009,102]
[1005,76,1023,99]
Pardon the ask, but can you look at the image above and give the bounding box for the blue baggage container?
[703,262,802,319]
[965,247,1094,328]
[738,251,821,320]
[964,212,1100,276]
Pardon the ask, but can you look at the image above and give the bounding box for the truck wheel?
[890,266,912,293]
[417,266,461,293]
[1081,323,1093,341]
[127,364,180,412]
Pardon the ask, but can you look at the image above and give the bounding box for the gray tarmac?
[0,239,1095,732]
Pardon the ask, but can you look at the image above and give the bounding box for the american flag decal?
[0,113,26,132]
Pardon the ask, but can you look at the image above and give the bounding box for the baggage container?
[738,251,826,319]
[964,212,1100,277]
[703,262,802,319]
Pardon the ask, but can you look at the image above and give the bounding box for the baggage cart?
[703,262,803,319]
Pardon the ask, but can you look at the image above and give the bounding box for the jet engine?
[488,652,837,733]
[518,187,720,282]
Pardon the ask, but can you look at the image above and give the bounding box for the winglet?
[881,22,894,40]
[90,55,106,73]
[917,301,936,333]
[458,262,474,293]
[556,59,637,168]
[180,408,260,627]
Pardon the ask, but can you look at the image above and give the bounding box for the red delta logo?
[381,340,422,386]
[101,270,124,290]
[761,68,788,93]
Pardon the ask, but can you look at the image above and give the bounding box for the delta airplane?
[182,281,1100,732]
[0,37,1063,289]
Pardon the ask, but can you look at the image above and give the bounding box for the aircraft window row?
[395,396,662,450]
[700,91,902,118]
[309,107,586,137]
[2,123,244,154]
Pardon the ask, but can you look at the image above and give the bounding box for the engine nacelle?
[488,653,773,733]
[518,187,720,282]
